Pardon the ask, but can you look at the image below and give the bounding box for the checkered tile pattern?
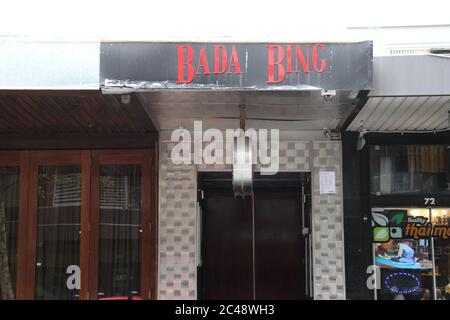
[311,141,345,300]
[158,142,197,300]
[277,141,310,171]
[158,137,345,300]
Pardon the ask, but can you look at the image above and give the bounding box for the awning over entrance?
[139,90,358,133]
[347,55,450,133]
[99,41,373,136]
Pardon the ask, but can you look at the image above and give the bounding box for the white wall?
[1,0,450,57]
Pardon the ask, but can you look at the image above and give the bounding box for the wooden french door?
[6,150,157,300]
[88,150,156,300]
[24,151,87,299]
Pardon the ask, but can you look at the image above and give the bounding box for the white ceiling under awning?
[347,95,450,132]
[141,90,357,132]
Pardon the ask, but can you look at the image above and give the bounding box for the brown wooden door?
[88,150,156,300]
[202,193,253,299]
[25,151,87,300]
[199,173,309,300]
[254,192,305,299]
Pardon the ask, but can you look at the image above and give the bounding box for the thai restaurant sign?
[100,41,372,90]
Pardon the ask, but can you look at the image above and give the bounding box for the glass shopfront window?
[372,208,450,300]
[97,164,142,300]
[35,166,81,300]
[0,166,19,300]
[370,145,450,195]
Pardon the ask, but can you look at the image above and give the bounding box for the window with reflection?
[98,165,142,300]
[0,167,19,300]
[370,145,450,195]
[35,166,81,300]
[372,208,450,300]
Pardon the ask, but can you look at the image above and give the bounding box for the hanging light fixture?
[233,133,253,198]
[232,105,253,198]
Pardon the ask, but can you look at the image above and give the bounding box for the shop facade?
[343,55,450,300]
[99,41,372,300]
[1,38,425,300]
[3,39,448,301]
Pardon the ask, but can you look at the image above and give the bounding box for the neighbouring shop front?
[343,55,450,300]
[0,39,373,300]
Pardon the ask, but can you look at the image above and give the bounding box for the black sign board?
[100,41,372,91]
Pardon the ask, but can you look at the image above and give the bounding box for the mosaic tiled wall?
[158,138,345,300]
[311,141,345,300]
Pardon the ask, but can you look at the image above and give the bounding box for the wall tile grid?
[158,139,345,300]
[311,141,345,300]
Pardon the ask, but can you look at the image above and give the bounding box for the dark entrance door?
[198,172,311,300]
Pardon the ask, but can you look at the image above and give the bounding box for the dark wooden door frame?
[0,151,28,300]
[0,149,158,300]
[88,150,157,300]
[25,151,84,300]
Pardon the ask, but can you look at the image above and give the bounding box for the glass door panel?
[0,166,19,300]
[35,165,81,300]
[97,164,142,299]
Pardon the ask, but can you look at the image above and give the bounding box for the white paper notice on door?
[319,171,336,194]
